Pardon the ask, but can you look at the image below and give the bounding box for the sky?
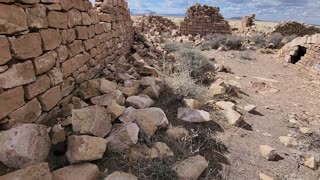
[125,0,320,25]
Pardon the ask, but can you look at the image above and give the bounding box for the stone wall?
[277,34,320,76]
[272,21,320,37]
[0,0,133,127]
[180,4,231,36]
[241,14,255,33]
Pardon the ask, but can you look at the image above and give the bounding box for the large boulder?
[126,94,154,109]
[0,163,52,180]
[72,106,112,137]
[52,163,100,180]
[66,135,107,164]
[106,122,139,152]
[119,107,169,137]
[0,124,51,168]
[104,171,137,180]
[177,108,211,123]
[172,155,208,180]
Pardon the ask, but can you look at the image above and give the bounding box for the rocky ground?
[204,49,320,179]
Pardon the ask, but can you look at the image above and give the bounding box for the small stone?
[259,173,274,180]
[0,163,51,180]
[215,101,236,110]
[244,104,257,113]
[166,126,189,140]
[126,94,154,109]
[119,107,169,138]
[177,108,211,123]
[91,90,125,106]
[222,109,242,125]
[279,136,298,147]
[183,99,202,109]
[104,171,137,180]
[66,135,107,164]
[304,157,318,170]
[106,122,139,152]
[129,142,174,160]
[0,124,51,168]
[173,155,208,180]
[72,106,112,138]
[100,79,117,94]
[299,127,312,134]
[208,80,227,97]
[259,145,277,161]
[106,100,125,121]
[51,124,66,145]
[53,163,100,180]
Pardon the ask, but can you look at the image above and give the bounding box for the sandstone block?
[26,4,48,29]
[126,94,154,109]
[0,61,36,89]
[48,11,68,29]
[9,33,43,59]
[91,90,125,106]
[0,124,51,168]
[66,135,107,164]
[177,108,211,123]
[60,0,73,11]
[0,87,25,120]
[25,75,51,99]
[9,98,42,124]
[38,86,62,111]
[104,171,137,180]
[62,54,88,77]
[68,9,82,28]
[172,155,208,180]
[72,106,112,137]
[119,107,169,138]
[56,45,69,62]
[0,163,52,180]
[259,145,277,161]
[33,50,57,75]
[40,29,62,51]
[106,100,125,120]
[129,142,173,160]
[0,36,12,65]
[61,29,76,44]
[82,12,92,25]
[100,79,117,94]
[75,26,89,40]
[47,68,63,86]
[0,4,28,35]
[68,40,84,57]
[53,163,100,180]
[166,126,189,140]
[106,122,139,152]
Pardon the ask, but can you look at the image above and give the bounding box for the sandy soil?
[203,49,320,179]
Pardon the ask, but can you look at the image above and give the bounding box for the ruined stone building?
[272,21,320,37]
[241,14,256,33]
[277,34,320,76]
[180,4,231,36]
[0,0,133,127]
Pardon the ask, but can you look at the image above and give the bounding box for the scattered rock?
[104,171,137,180]
[299,127,312,134]
[129,142,174,160]
[91,90,125,106]
[177,108,211,123]
[259,173,274,180]
[207,80,227,97]
[0,124,51,168]
[53,163,100,180]
[166,126,189,140]
[51,124,66,145]
[259,145,277,161]
[126,94,154,109]
[106,122,139,152]
[0,163,52,180]
[215,101,236,110]
[244,104,257,113]
[183,98,202,109]
[222,109,243,125]
[66,135,107,164]
[72,106,112,138]
[106,100,126,121]
[172,155,208,180]
[304,157,318,170]
[119,107,169,137]
[100,79,118,94]
[279,136,298,147]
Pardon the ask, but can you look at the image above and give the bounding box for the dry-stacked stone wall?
[277,34,320,76]
[0,0,133,126]
[180,4,231,36]
[272,21,320,37]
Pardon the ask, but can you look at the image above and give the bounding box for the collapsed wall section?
[277,34,320,76]
[180,4,231,36]
[0,0,133,127]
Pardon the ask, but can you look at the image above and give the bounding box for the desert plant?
[283,34,297,44]
[268,33,283,48]
[251,34,267,47]
[199,41,212,51]
[225,35,243,50]
[205,34,226,49]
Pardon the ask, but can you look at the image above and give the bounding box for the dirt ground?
[204,49,320,179]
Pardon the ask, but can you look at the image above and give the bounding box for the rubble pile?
[241,14,256,33]
[180,4,232,36]
[272,21,320,37]
[277,34,320,76]
[134,15,178,35]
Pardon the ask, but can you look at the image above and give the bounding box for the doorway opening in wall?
[290,46,307,64]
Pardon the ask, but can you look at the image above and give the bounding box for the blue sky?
[126,0,320,25]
